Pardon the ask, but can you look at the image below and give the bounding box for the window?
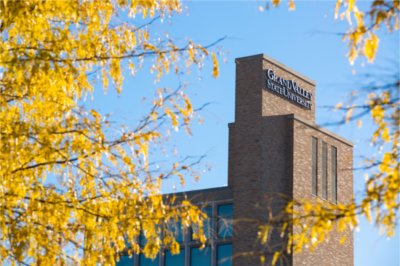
[139,254,159,266]
[191,206,212,241]
[139,225,162,248]
[331,146,337,203]
[117,256,134,266]
[217,244,232,266]
[167,219,184,243]
[322,141,328,199]
[217,204,233,239]
[117,201,233,266]
[165,249,185,266]
[203,207,212,239]
[311,137,318,195]
[190,246,211,266]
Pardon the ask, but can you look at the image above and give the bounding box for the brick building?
[117,54,354,266]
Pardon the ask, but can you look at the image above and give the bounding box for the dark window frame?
[322,141,328,200]
[331,146,338,204]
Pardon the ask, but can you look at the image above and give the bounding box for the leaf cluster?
[0,0,219,265]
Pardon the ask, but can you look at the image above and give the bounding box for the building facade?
[117,54,354,266]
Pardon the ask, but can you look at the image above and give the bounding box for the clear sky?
[90,1,399,265]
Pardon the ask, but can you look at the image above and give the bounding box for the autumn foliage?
[258,1,399,265]
[0,0,219,265]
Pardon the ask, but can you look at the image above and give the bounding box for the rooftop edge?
[288,114,354,147]
[235,53,316,86]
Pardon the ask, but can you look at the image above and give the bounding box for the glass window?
[191,207,212,241]
[331,146,337,203]
[191,246,211,266]
[124,235,133,250]
[168,220,183,243]
[140,226,162,247]
[311,137,318,195]
[322,142,328,199]
[139,254,159,266]
[217,244,232,266]
[139,232,145,246]
[165,249,185,266]
[218,204,233,239]
[116,255,134,266]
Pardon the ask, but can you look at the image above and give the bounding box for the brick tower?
[228,54,353,266]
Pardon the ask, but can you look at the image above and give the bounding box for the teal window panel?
[218,204,233,239]
[217,244,232,266]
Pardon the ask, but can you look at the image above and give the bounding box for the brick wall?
[228,54,353,266]
[291,116,353,266]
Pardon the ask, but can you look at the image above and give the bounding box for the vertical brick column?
[229,55,265,266]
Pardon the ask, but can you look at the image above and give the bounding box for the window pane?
[165,249,185,266]
[191,247,211,266]
[331,146,337,203]
[311,137,318,195]
[218,204,233,239]
[116,255,134,266]
[322,142,327,199]
[139,232,146,246]
[217,244,232,266]
[140,226,162,246]
[191,207,212,241]
[168,220,183,243]
[139,254,159,266]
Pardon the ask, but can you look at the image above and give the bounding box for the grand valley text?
[265,69,312,109]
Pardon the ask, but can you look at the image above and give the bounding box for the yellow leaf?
[144,43,159,52]
[170,241,180,254]
[260,255,265,265]
[381,127,390,142]
[211,52,219,78]
[345,107,354,122]
[364,34,379,62]
[354,9,364,27]
[272,251,280,266]
[289,0,296,11]
[188,45,195,62]
[272,0,281,7]
[348,0,355,12]
[335,0,343,19]
[198,45,209,56]
[348,46,357,65]
[165,108,178,129]
[335,102,343,109]
[371,105,384,121]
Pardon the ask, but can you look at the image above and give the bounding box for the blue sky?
[90,1,399,265]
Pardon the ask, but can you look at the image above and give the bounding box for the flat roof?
[235,53,316,86]
[163,186,233,203]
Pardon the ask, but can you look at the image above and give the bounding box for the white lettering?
[265,69,312,109]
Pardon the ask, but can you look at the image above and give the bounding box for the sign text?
[265,69,312,109]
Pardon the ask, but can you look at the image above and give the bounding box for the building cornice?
[235,53,316,86]
[288,114,354,147]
